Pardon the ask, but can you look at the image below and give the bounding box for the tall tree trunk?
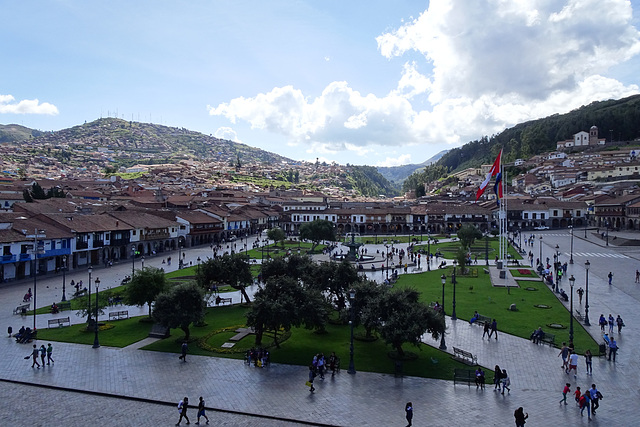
[181,325,190,341]
[240,287,251,304]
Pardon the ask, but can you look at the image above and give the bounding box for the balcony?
[76,242,89,250]
[1,254,16,264]
[93,240,105,248]
[110,238,131,246]
[141,232,170,241]
[19,253,31,261]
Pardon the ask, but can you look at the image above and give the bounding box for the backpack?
[177,400,183,411]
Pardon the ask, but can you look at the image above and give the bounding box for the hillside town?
[1,123,639,282]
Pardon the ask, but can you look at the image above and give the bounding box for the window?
[541,214,545,219]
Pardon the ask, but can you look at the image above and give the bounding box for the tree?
[152,282,206,341]
[199,254,253,303]
[457,224,483,250]
[124,267,167,317]
[299,219,336,252]
[246,276,327,347]
[377,288,444,356]
[261,254,315,283]
[308,260,361,311]
[353,280,387,338]
[267,227,286,249]
[75,288,113,326]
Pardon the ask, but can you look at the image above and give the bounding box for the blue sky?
[2,0,640,167]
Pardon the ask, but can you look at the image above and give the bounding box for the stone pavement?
[1,235,639,426]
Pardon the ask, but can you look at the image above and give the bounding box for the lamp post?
[569,275,575,342]
[606,221,609,246]
[539,236,543,267]
[29,229,46,331]
[61,255,68,302]
[451,267,457,320]
[485,231,489,266]
[385,244,390,281]
[141,256,145,270]
[584,260,591,326]
[439,274,447,350]
[87,265,93,324]
[197,256,201,275]
[553,245,560,293]
[131,245,135,277]
[427,236,431,271]
[178,244,183,269]
[569,225,574,264]
[93,277,100,348]
[348,288,356,374]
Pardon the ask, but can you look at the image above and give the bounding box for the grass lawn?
[36,317,153,347]
[394,268,598,354]
[350,235,449,245]
[509,268,538,278]
[416,238,523,260]
[245,242,325,260]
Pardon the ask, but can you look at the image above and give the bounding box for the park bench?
[453,368,476,386]
[574,309,584,322]
[475,314,491,326]
[452,347,478,365]
[531,329,555,346]
[215,297,232,306]
[48,317,70,328]
[108,310,129,321]
[13,303,29,315]
[483,268,489,274]
[73,289,87,298]
[58,301,71,311]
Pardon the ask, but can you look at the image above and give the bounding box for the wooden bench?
[48,317,70,328]
[483,268,489,274]
[13,303,29,315]
[574,309,584,322]
[58,301,72,311]
[108,310,129,321]
[531,330,555,346]
[452,347,478,365]
[215,297,232,305]
[453,368,476,386]
[476,314,491,325]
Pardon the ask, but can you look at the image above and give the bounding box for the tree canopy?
[152,282,206,341]
[199,254,253,303]
[299,219,336,251]
[267,227,286,248]
[124,267,167,317]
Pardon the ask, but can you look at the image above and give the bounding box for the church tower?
[589,125,599,145]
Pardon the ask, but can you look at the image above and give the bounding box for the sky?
[2,0,640,167]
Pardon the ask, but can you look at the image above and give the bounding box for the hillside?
[0,124,44,143]
[402,94,640,192]
[377,150,449,184]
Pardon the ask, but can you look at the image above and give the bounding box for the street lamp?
[141,256,145,270]
[554,244,560,293]
[348,288,356,375]
[197,256,201,275]
[178,244,183,269]
[605,221,610,246]
[569,275,575,342]
[439,274,447,350]
[93,277,100,348]
[569,225,574,264]
[61,255,68,302]
[131,245,136,277]
[427,235,431,271]
[584,260,591,326]
[539,236,543,267]
[87,265,93,324]
[385,244,390,281]
[451,267,457,320]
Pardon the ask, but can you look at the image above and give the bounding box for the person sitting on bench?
[51,303,59,314]
[559,289,569,302]
[469,311,480,325]
[215,295,222,305]
[531,327,544,345]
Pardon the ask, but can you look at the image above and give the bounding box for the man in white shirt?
[568,351,579,378]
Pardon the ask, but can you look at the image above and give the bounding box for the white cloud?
[214,126,241,142]
[208,0,640,160]
[0,94,59,115]
[376,154,413,167]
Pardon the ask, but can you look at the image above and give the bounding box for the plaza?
[1,231,639,426]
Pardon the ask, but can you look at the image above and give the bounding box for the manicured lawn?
[416,238,523,260]
[36,317,153,347]
[393,269,597,353]
[245,241,325,260]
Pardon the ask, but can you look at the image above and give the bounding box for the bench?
[58,301,72,311]
[475,314,491,326]
[574,309,584,322]
[452,347,478,365]
[215,297,232,306]
[48,317,70,328]
[108,310,129,321]
[453,368,476,386]
[13,303,29,315]
[531,330,555,346]
[483,268,489,274]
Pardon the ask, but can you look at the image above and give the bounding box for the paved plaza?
[1,232,639,426]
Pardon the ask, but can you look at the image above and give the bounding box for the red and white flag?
[476,149,502,201]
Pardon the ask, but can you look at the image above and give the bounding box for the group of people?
[175,396,209,426]
[598,313,625,335]
[560,383,603,421]
[306,352,339,392]
[493,365,511,394]
[13,325,35,343]
[26,343,54,368]
[245,347,269,368]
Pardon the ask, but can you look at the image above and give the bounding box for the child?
[559,383,571,405]
[574,386,581,405]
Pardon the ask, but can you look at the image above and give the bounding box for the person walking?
[608,271,613,285]
[558,342,569,371]
[635,269,639,283]
[307,365,316,392]
[574,386,582,405]
[559,383,571,405]
[179,341,188,362]
[493,365,502,391]
[482,321,491,339]
[501,369,511,394]
[405,402,413,427]
[616,315,625,334]
[489,319,498,340]
[195,396,209,425]
[589,384,600,415]
[598,314,607,332]
[514,407,528,427]
[567,351,578,378]
[585,349,593,375]
[176,396,189,426]
[580,390,592,420]
[46,343,55,365]
[608,314,615,334]
[608,338,618,362]
[577,287,584,304]
[39,344,46,367]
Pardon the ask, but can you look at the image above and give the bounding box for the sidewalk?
[1,235,639,426]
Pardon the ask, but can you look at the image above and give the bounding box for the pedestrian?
[307,364,316,392]
[405,402,413,427]
[559,382,571,405]
[195,396,209,425]
[584,349,593,375]
[176,397,189,426]
[598,314,607,332]
[317,353,325,379]
[577,287,584,304]
[30,344,40,368]
[489,319,498,340]
[608,271,613,285]
[608,338,618,362]
[501,369,510,394]
[616,315,624,334]
[7,326,12,337]
[567,350,578,378]
[179,341,188,362]
[574,386,581,405]
[635,270,639,283]
[589,384,601,415]
[482,321,490,339]
[608,314,615,334]
[580,390,592,419]
[475,367,485,389]
[39,344,46,366]
[558,342,569,371]
[328,351,338,376]
[493,365,502,390]
[513,407,528,427]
